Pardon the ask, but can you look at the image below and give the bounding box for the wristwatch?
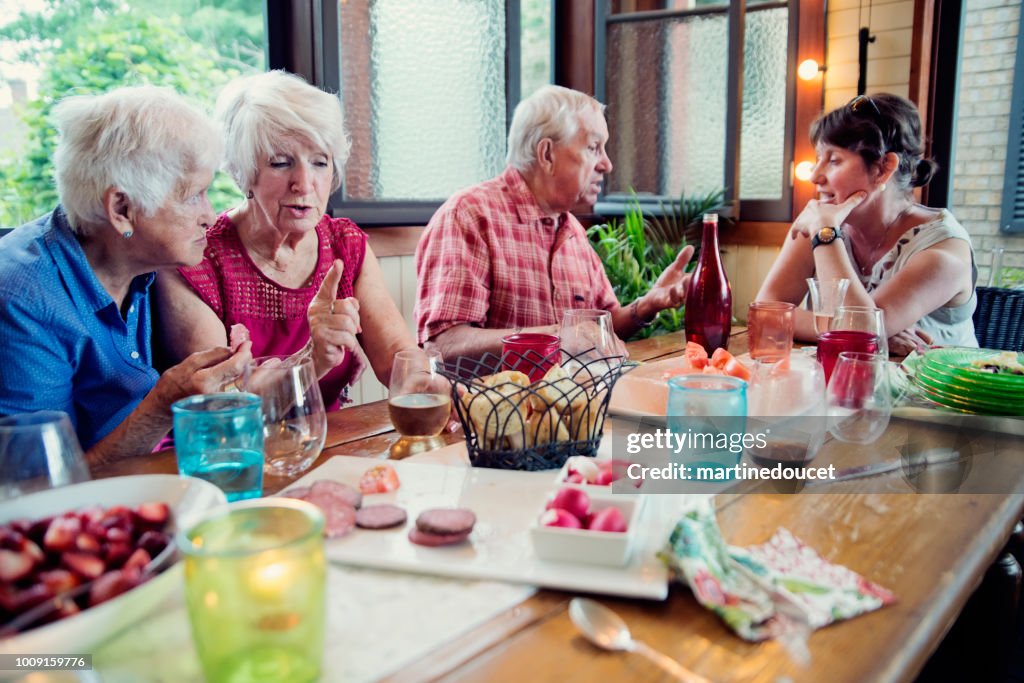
[810,225,843,249]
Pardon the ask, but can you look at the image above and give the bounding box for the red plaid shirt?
[415,166,619,344]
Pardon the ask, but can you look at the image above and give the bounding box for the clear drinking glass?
[826,352,893,444]
[559,309,627,375]
[746,355,827,473]
[830,305,888,357]
[244,355,327,478]
[805,278,850,336]
[0,411,90,500]
[388,349,451,459]
[179,498,326,683]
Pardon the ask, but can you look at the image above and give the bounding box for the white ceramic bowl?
[530,492,641,567]
[0,474,226,655]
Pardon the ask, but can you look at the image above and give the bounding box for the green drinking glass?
[178,498,326,683]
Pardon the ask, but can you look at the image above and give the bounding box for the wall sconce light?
[794,161,815,182]
[798,59,826,81]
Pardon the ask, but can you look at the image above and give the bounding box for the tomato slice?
[722,357,751,381]
[359,464,401,494]
[701,365,724,375]
[709,347,732,369]
[684,342,709,369]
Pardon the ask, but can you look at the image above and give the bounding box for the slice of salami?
[408,528,471,547]
[355,504,407,530]
[310,479,363,509]
[314,502,356,538]
[277,486,311,500]
[415,508,476,536]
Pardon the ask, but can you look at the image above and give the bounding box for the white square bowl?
[530,493,641,567]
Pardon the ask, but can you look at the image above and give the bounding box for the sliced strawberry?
[123,548,151,573]
[134,502,170,527]
[0,548,35,582]
[88,570,139,607]
[105,527,131,544]
[38,569,79,595]
[103,542,132,569]
[136,530,169,559]
[43,514,81,552]
[0,528,24,551]
[75,533,102,554]
[62,552,106,580]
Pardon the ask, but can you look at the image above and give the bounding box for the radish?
[566,457,600,484]
[547,487,590,521]
[539,508,582,529]
[595,469,616,486]
[589,507,627,533]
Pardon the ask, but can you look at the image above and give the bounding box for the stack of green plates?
[912,348,1024,415]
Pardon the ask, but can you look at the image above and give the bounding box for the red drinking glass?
[817,330,880,382]
[501,333,560,381]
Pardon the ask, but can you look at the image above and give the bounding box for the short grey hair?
[216,70,350,195]
[54,86,222,234]
[506,85,606,172]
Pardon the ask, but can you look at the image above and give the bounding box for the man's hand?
[307,259,367,382]
[640,244,695,315]
[790,191,867,240]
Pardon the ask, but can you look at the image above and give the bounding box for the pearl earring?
[880,183,887,192]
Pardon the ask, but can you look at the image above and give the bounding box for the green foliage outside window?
[588,189,727,340]
[0,0,264,227]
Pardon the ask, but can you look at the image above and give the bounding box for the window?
[0,0,265,227]
[595,0,797,222]
[1000,3,1024,234]
[311,0,552,226]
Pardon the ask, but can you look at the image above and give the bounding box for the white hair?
[506,85,606,172]
[53,86,222,235]
[215,70,350,195]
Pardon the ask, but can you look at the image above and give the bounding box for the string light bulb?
[795,161,815,182]
[798,59,825,81]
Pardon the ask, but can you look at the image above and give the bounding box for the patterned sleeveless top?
[179,213,368,409]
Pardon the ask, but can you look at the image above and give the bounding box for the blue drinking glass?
[667,375,748,480]
[172,393,265,501]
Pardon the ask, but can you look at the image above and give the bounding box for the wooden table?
[92,329,1024,683]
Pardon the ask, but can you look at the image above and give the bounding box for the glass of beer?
[387,349,451,459]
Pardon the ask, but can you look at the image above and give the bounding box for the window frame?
[270,0,542,227]
[1000,1,1024,234]
[592,0,799,223]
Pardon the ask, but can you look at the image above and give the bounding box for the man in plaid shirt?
[415,85,694,360]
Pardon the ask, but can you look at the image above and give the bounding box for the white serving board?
[289,456,672,600]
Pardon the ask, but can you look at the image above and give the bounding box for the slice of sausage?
[310,480,363,509]
[317,502,357,538]
[355,504,407,530]
[415,508,476,536]
[408,528,471,547]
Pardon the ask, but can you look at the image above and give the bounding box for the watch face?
[818,227,837,243]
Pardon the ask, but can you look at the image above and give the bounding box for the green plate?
[913,378,1024,415]
[923,348,1024,389]
[915,364,1024,405]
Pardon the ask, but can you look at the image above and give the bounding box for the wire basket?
[439,349,631,471]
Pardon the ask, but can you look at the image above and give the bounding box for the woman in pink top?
[156,70,415,409]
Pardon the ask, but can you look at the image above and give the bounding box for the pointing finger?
[314,259,345,306]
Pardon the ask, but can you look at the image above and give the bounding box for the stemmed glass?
[244,355,327,478]
[559,309,626,366]
[806,278,850,336]
[0,411,90,500]
[830,305,888,357]
[388,349,451,459]
[826,351,894,444]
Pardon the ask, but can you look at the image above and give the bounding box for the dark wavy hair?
[810,93,938,190]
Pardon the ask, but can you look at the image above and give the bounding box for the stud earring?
[123,230,133,239]
[246,190,254,199]
[880,183,887,192]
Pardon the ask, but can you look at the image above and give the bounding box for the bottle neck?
[700,221,719,257]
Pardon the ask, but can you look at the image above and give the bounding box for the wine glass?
[805,278,850,336]
[0,411,90,500]
[826,352,893,444]
[559,309,626,368]
[244,355,326,478]
[830,305,888,357]
[388,349,451,459]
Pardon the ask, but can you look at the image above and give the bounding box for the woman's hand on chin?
[790,191,867,240]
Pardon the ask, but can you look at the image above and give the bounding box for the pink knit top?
[179,213,368,409]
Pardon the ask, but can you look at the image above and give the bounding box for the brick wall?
[953,0,1023,285]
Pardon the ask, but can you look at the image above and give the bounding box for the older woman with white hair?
[0,86,251,465]
[157,70,414,409]
[415,84,694,361]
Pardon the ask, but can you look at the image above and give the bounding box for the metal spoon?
[569,598,711,683]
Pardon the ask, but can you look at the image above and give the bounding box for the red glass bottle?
[684,213,732,354]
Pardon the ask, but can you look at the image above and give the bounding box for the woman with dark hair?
[756,93,976,353]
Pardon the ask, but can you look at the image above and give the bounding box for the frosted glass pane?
[339,0,506,202]
[606,14,728,198]
[521,0,552,98]
[740,7,788,200]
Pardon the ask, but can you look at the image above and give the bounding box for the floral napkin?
[660,498,896,642]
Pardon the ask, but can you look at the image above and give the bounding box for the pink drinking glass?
[501,333,560,381]
[748,301,796,360]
